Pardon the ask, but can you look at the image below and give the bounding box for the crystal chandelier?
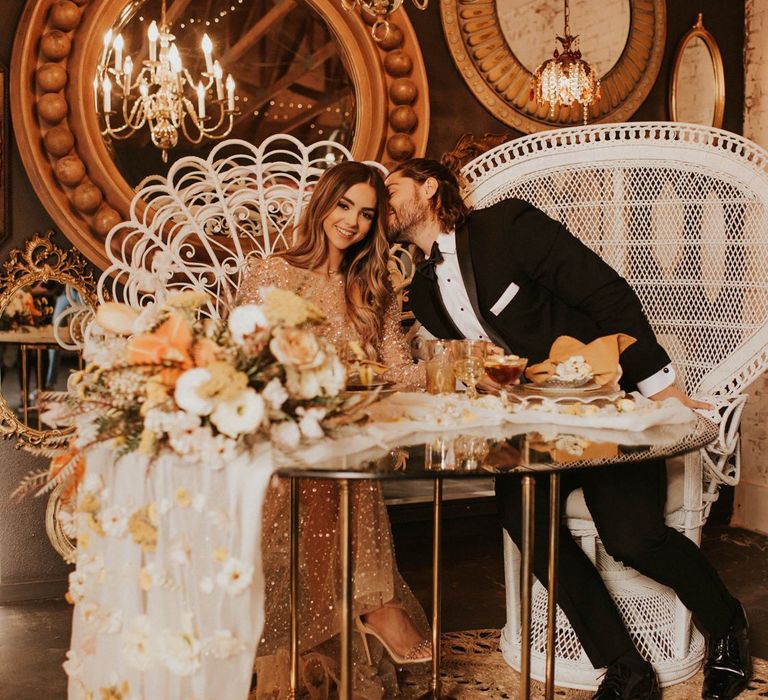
[532,0,600,125]
[95,0,238,163]
[342,0,428,42]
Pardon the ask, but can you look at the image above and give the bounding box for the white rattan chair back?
[461,122,768,400]
[97,135,358,318]
[477,124,768,688]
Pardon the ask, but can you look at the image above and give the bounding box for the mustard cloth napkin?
[525,334,637,387]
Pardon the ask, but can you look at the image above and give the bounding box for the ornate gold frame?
[0,231,97,449]
[668,14,725,129]
[440,0,666,133]
[11,0,429,271]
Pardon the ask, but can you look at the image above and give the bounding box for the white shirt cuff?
[635,363,676,397]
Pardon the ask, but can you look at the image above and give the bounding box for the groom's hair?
[389,158,469,231]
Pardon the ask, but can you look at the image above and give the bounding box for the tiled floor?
[1,504,766,700]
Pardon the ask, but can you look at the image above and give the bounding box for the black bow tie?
[416,242,444,281]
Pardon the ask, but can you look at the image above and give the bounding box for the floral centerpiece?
[0,287,51,331]
[13,288,350,506]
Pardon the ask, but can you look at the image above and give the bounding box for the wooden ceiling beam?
[249,41,338,112]
[166,0,194,26]
[223,0,298,65]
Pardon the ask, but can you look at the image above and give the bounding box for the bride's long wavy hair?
[278,161,392,358]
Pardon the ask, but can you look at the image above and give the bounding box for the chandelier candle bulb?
[148,21,158,62]
[113,34,124,72]
[103,29,112,51]
[102,76,111,113]
[226,74,235,111]
[214,61,223,99]
[197,82,205,119]
[202,34,213,74]
[123,56,133,91]
[92,76,98,111]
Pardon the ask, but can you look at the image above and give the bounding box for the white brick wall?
[735,0,768,534]
[497,0,629,76]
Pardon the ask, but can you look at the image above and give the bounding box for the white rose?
[228,304,268,345]
[95,302,139,336]
[174,368,215,416]
[262,378,289,410]
[210,389,265,438]
[297,407,326,440]
[316,355,346,396]
[271,420,301,449]
[285,367,321,400]
[270,328,324,369]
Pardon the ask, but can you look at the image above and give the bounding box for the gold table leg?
[340,479,353,700]
[520,475,535,700]
[545,473,560,700]
[289,477,300,700]
[431,478,443,699]
[21,345,29,425]
[36,347,43,431]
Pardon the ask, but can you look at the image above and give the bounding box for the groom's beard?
[388,199,430,244]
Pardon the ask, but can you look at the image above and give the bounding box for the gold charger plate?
[516,382,624,402]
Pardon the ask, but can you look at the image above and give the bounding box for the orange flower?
[127,312,194,369]
[192,337,220,367]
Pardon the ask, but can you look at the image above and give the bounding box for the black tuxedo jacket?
[407,199,670,390]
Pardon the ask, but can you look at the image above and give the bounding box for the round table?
[277,414,718,700]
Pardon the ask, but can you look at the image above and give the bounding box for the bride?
[237,161,430,699]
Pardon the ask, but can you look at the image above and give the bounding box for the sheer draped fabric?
[238,257,428,699]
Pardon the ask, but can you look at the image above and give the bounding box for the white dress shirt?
[430,231,676,397]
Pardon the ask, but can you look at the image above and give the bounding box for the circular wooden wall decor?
[440,0,666,134]
[11,0,429,270]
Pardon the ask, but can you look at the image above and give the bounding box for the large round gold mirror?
[440,0,666,133]
[12,0,429,270]
[0,232,97,450]
[669,14,724,129]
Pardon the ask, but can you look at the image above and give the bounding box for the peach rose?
[269,329,324,370]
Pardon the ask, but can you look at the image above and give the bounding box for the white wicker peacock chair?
[95,134,411,317]
[460,122,768,689]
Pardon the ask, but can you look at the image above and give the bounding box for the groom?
[386,158,751,700]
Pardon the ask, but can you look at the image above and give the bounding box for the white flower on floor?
[271,420,301,449]
[262,378,289,410]
[158,628,201,676]
[121,615,153,671]
[68,570,87,603]
[101,505,128,537]
[204,629,246,659]
[210,389,265,438]
[216,556,254,596]
[228,304,268,345]
[297,407,326,440]
[199,576,214,594]
[62,649,83,678]
[78,602,99,625]
[139,563,163,591]
[174,368,215,416]
[170,537,191,566]
[169,426,214,458]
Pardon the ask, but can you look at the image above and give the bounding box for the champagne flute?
[451,340,486,400]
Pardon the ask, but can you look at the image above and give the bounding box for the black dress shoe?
[702,607,752,700]
[592,662,661,700]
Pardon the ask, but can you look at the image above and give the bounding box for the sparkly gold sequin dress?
[238,256,428,700]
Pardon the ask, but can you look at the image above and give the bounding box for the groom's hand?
[649,385,713,410]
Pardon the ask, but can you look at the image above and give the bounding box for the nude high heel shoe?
[355,617,432,666]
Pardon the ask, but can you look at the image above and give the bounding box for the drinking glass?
[451,340,486,400]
